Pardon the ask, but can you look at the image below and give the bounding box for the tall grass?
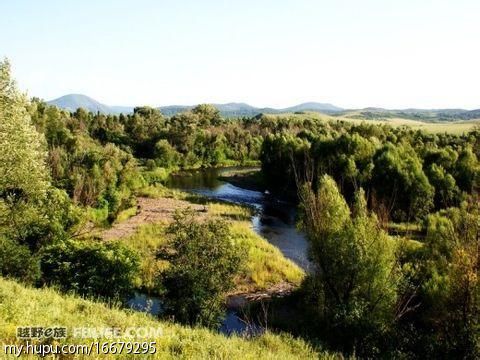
[0,277,336,359]
[117,201,304,294]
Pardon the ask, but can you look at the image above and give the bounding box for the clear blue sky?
[1,0,479,109]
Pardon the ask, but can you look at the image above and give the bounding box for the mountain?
[47,94,134,114]
[46,94,480,121]
[48,94,111,114]
[47,94,344,117]
[281,102,343,113]
[159,102,343,117]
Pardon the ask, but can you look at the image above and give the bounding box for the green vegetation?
[261,115,479,222]
[159,211,245,327]
[117,200,304,295]
[40,240,140,300]
[0,277,330,360]
[298,176,399,356]
[1,58,479,358]
[396,202,480,358]
[258,112,479,357]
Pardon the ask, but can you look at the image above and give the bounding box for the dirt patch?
[226,282,296,309]
[99,197,208,241]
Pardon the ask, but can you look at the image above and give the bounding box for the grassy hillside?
[261,112,480,134]
[0,278,333,359]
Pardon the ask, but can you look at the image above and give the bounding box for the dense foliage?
[260,116,479,222]
[299,176,399,356]
[158,210,245,327]
[40,240,140,300]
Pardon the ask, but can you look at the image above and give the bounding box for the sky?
[1,0,479,109]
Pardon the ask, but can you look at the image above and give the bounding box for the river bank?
[96,166,311,335]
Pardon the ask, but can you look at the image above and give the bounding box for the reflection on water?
[167,167,312,271]
[128,294,259,336]
[129,167,311,336]
[128,292,162,315]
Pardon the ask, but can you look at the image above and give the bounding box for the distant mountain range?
[46,94,480,121]
[47,94,343,117]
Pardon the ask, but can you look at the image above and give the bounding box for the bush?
[158,210,245,328]
[40,240,140,301]
[0,236,41,284]
[154,139,180,168]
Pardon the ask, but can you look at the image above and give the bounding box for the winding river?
[166,167,311,271]
[129,166,311,335]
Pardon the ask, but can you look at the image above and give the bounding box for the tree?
[455,147,479,193]
[0,59,49,201]
[125,107,165,157]
[299,175,399,356]
[372,142,434,221]
[158,210,245,328]
[154,139,180,168]
[0,59,78,250]
[40,240,140,300]
[192,104,222,126]
[0,236,41,284]
[405,202,480,358]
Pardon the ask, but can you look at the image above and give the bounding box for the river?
[129,166,311,335]
[166,167,311,271]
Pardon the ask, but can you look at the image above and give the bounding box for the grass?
[118,222,170,292]
[230,221,304,292]
[261,112,480,134]
[115,206,138,223]
[0,277,337,359]
[135,184,192,200]
[117,200,304,295]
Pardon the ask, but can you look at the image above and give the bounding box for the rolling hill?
[47,94,127,114]
[46,94,480,122]
[47,94,344,117]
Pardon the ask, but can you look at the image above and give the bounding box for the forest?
[1,58,479,359]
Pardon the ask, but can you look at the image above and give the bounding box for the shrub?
[158,210,245,328]
[40,240,140,301]
[0,236,41,284]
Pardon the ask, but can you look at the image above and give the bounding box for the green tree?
[406,202,480,358]
[0,236,41,284]
[0,60,80,250]
[40,240,140,300]
[158,210,245,328]
[0,59,49,200]
[192,104,222,126]
[299,175,399,356]
[372,142,434,221]
[154,139,181,168]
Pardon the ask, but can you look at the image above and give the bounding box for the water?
[129,166,311,335]
[166,167,311,271]
[128,292,162,316]
[128,294,251,335]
